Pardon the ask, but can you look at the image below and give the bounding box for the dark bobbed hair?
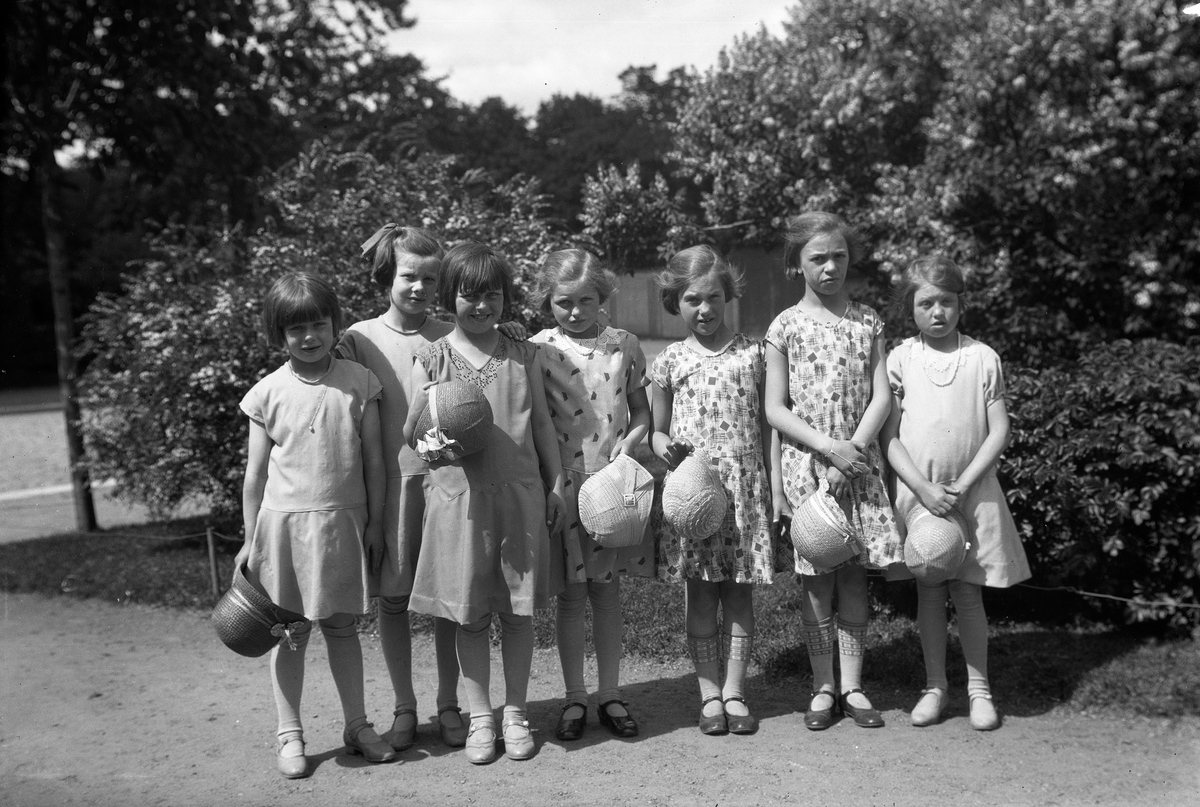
[437,241,514,317]
[262,272,343,349]
[781,211,866,282]
[533,248,619,313]
[363,225,445,288]
[893,254,968,326]
[655,245,745,316]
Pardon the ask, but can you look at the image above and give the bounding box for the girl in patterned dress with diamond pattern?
[764,211,901,731]
[650,245,778,737]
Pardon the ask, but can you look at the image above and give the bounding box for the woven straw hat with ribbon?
[662,448,728,541]
[790,477,862,573]
[578,453,654,548]
[212,563,309,658]
[904,504,972,584]
[415,379,493,463]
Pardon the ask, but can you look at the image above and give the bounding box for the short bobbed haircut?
[533,248,619,313]
[893,255,968,325]
[262,272,343,349]
[437,241,514,317]
[781,211,866,282]
[655,245,744,316]
[364,225,445,288]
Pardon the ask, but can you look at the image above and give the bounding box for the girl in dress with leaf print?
[530,248,654,742]
[236,272,397,779]
[402,242,566,765]
[650,245,778,737]
[880,255,1030,731]
[764,211,900,731]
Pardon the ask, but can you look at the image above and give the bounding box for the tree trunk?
[39,145,97,532]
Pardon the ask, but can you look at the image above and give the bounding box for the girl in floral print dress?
[650,245,778,737]
[531,248,654,742]
[764,211,901,731]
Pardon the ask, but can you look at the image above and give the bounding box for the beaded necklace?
[919,333,962,387]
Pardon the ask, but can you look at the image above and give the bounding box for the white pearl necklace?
[919,333,962,387]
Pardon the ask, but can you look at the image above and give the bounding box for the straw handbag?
[904,504,971,584]
[662,448,728,540]
[212,562,308,658]
[415,379,493,462]
[790,477,861,572]
[578,454,654,548]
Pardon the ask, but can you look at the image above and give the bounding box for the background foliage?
[78,146,560,515]
[9,0,1200,627]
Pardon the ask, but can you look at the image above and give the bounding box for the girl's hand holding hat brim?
[663,437,694,470]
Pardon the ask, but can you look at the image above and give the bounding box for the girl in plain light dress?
[403,242,566,765]
[237,272,397,779]
[881,255,1030,731]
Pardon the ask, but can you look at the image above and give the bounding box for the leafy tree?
[3,0,416,526]
[869,0,1200,356]
[77,144,561,516]
[670,0,953,246]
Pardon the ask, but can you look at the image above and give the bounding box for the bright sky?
[391,0,795,114]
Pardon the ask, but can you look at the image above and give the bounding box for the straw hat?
[414,379,493,462]
[578,454,654,548]
[662,448,728,540]
[212,563,308,658]
[904,504,971,584]
[790,478,861,572]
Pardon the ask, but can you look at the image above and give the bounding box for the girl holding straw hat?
[650,245,778,737]
[880,255,1030,731]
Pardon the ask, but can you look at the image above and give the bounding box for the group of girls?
[236,210,1028,779]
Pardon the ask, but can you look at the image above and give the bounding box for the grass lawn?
[3,516,1197,721]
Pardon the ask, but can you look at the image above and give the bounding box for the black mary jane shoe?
[555,701,587,741]
[839,688,885,728]
[698,695,728,736]
[804,690,838,731]
[723,696,757,735]
[598,699,639,738]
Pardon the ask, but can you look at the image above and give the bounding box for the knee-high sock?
[377,595,415,713]
[319,614,367,729]
[917,581,951,691]
[802,616,836,693]
[556,582,589,704]
[271,621,312,741]
[433,617,461,710]
[949,580,989,697]
[590,580,624,705]
[837,618,868,692]
[720,581,755,703]
[498,613,534,721]
[456,616,493,722]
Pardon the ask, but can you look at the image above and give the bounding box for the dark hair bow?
[361,222,399,259]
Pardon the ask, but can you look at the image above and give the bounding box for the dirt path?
[2,592,1197,807]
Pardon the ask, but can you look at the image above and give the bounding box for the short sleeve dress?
[337,316,453,599]
[650,334,773,584]
[531,326,655,584]
[407,335,552,624]
[886,335,1030,587]
[239,357,382,619]
[764,302,901,574]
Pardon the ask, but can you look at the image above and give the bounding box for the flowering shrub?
[579,163,702,269]
[1003,339,1200,627]
[77,144,561,518]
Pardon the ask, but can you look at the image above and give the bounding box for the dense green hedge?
[1002,339,1200,627]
